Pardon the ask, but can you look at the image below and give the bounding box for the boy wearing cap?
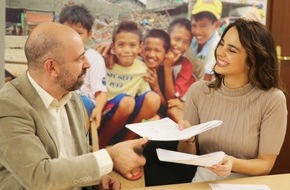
[188,0,222,80]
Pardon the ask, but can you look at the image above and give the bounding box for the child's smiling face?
[169,25,192,56]
[192,17,219,46]
[142,37,167,69]
[112,32,141,67]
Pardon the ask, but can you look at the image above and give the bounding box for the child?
[142,28,197,186]
[142,29,170,120]
[98,20,160,150]
[188,0,222,80]
[165,18,196,123]
[98,21,160,180]
[59,5,107,128]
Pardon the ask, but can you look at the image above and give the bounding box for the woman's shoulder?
[264,87,286,102]
[253,87,287,114]
[252,86,285,98]
[249,87,287,109]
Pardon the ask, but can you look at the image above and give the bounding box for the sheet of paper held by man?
[125,117,223,141]
[209,183,271,190]
[156,148,225,167]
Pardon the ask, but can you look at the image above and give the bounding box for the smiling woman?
[212,18,281,91]
[214,26,249,88]
[178,18,287,183]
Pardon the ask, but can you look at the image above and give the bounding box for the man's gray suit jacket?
[0,73,102,189]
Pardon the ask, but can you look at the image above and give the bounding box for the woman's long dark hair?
[209,19,283,91]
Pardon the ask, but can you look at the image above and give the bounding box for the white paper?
[209,183,271,190]
[156,148,225,167]
[125,117,223,141]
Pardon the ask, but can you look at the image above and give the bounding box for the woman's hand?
[177,120,197,154]
[178,120,191,130]
[168,98,184,110]
[206,155,233,177]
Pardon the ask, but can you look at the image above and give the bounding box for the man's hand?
[98,175,121,190]
[106,138,148,175]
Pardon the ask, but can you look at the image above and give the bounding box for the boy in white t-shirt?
[59,5,107,128]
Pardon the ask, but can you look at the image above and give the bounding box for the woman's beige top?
[184,81,287,159]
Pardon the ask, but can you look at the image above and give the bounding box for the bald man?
[0,22,148,190]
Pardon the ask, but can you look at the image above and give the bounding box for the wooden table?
[129,174,290,190]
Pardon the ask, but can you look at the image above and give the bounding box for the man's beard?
[59,69,86,91]
[67,79,84,91]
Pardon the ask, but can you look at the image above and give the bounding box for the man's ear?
[44,58,58,77]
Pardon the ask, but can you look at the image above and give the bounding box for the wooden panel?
[267,0,290,175]
[268,0,290,55]
[271,59,290,174]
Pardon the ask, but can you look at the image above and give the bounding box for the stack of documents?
[125,117,223,141]
[156,149,225,167]
[126,117,224,166]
